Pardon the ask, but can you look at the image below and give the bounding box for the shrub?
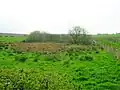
[4,46,8,49]
[79,55,93,61]
[84,55,93,61]
[79,55,85,61]
[0,47,3,50]
[8,52,15,56]
[33,58,38,62]
[44,54,61,62]
[33,57,40,62]
[21,40,26,43]
[95,50,100,54]
[63,60,70,65]
[15,55,27,62]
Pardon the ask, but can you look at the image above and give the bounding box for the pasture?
[0,36,26,42]
[0,35,120,90]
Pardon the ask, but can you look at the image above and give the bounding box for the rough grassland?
[0,36,120,89]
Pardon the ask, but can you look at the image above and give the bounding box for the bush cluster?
[0,69,73,90]
[79,55,94,61]
[15,55,27,62]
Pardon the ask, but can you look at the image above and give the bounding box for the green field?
[0,34,120,90]
[0,36,26,42]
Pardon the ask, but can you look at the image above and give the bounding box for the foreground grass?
[0,47,120,90]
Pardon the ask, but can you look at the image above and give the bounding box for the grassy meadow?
[0,35,120,89]
[0,36,26,42]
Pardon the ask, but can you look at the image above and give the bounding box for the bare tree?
[68,26,91,45]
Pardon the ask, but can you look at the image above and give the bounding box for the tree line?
[24,26,93,45]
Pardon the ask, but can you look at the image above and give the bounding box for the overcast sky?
[0,0,120,34]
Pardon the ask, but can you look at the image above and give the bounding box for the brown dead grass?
[9,43,66,52]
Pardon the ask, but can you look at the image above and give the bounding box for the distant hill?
[0,33,28,36]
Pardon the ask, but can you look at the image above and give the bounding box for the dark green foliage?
[0,47,3,50]
[33,58,38,62]
[95,51,100,54]
[84,55,93,61]
[73,76,88,81]
[63,60,70,66]
[21,40,26,42]
[80,55,94,61]
[8,52,14,56]
[4,46,8,49]
[0,43,9,50]
[15,55,27,62]
[97,82,120,90]
[33,56,40,62]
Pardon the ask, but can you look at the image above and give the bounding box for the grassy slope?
[0,35,120,89]
[0,48,120,89]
